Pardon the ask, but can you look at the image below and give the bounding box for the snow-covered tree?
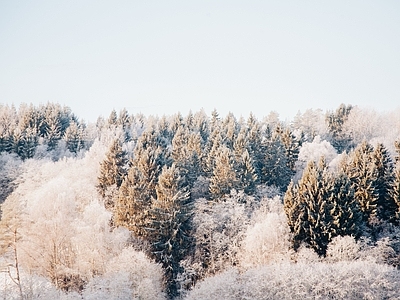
[147,164,192,298]
[97,139,128,209]
[372,143,397,222]
[343,141,379,226]
[326,103,353,153]
[209,146,237,200]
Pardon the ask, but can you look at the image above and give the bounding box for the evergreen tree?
[203,129,223,176]
[115,151,156,236]
[114,141,165,236]
[13,128,38,160]
[261,131,291,190]
[221,112,238,149]
[344,141,379,226]
[326,103,353,153]
[64,121,85,154]
[276,126,302,174]
[391,167,400,221]
[171,126,197,185]
[284,181,306,251]
[246,115,264,181]
[395,140,400,164]
[235,149,258,194]
[147,164,192,298]
[209,146,237,200]
[372,143,397,222]
[97,139,128,209]
[284,158,361,256]
[107,109,118,127]
[328,172,363,238]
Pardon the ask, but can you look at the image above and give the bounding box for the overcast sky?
[1,1,399,122]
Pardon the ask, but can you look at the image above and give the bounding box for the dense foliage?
[1,103,400,299]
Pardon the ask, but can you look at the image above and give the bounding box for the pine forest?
[2,102,400,299]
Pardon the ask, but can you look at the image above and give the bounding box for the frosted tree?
[181,192,250,288]
[203,129,223,176]
[13,127,38,160]
[97,139,129,209]
[395,140,400,163]
[245,114,264,181]
[277,126,302,173]
[284,158,354,255]
[235,149,258,194]
[391,167,400,221]
[114,146,162,237]
[343,141,379,226]
[147,164,192,298]
[209,146,237,200]
[0,196,25,299]
[107,109,118,127]
[172,127,202,186]
[64,121,86,154]
[326,103,353,153]
[328,172,363,238]
[221,112,238,149]
[261,132,291,190]
[372,143,397,222]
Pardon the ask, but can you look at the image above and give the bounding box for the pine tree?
[246,115,265,181]
[277,126,302,174]
[107,109,118,127]
[64,121,85,154]
[114,144,164,237]
[326,103,353,153]
[209,146,237,200]
[147,164,192,298]
[235,149,258,194]
[372,143,397,222]
[97,139,128,209]
[344,141,379,226]
[261,132,291,190]
[391,167,400,221]
[203,129,223,176]
[328,172,363,238]
[395,140,400,164]
[284,181,307,251]
[284,158,348,256]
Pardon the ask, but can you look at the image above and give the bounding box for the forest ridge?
[1,103,400,299]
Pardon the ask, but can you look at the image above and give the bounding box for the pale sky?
[1,1,399,122]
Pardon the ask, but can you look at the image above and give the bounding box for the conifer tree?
[284,158,354,256]
[261,132,291,190]
[115,149,159,235]
[395,140,400,164]
[107,109,118,127]
[344,141,379,225]
[221,112,238,149]
[235,149,258,194]
[277,127,302,174]
[64,121,85,154]
[328,172,363,238]
[246,115,264,180]
[326,103,353,153]
[114,139,165,236]
[147,164,192,298]
[203,129,223,176]
[372,143,397,222]
[391,167,400,221]
[284,181,307,251]
[97,139,128,209]
[209,146,237,200]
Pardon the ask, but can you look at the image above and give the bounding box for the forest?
[1,102,400,299]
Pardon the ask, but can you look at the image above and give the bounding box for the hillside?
[1,103,400,299]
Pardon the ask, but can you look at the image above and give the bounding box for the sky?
[1,1,400,122]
